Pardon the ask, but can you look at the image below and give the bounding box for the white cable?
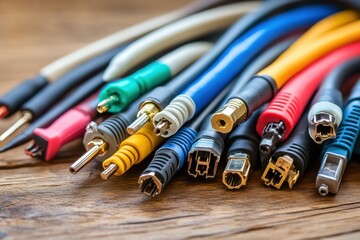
[39,2,203,81]
[103,2,260,82]
[158,42,213,76]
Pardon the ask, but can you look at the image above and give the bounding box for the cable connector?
[259,121,285,154]
[139,127,197,196]
[187,129,224,178]
[153,94,196,137]
[261,155,300,189]
[127,102,159,135]
[101,122,164,180]
[315,152,347,196]
[211,98,247,134]
[309,112,338,144]
[222,153,250,190]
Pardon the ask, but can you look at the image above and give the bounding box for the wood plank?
[0,0,360,239]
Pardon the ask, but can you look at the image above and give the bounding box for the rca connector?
[315,78,360,196]
[69,97,142,174]
[101,122,164,180]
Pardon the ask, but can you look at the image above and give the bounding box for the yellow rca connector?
[101,122,165,180]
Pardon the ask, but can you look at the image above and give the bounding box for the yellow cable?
[278,10,359,61]
[258,20,360,88]
[102,122,165,176]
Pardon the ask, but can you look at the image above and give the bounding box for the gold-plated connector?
[138,172,163,197]
[69,139,108,174]
[127,102,160,135]
[222,153,251,190]
[211,98,247,134]
[309,113,337,144]
[97,95,119,113]
[261,155,299,189]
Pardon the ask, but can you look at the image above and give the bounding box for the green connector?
[98,62,171,113]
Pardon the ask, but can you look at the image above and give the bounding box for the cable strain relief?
[227,138,258,168]
[153,95,196,137]
[83,114,130,161]
[195,129,225,150]
[233,75,277,117]
[308,102,343,125]
[322,101,360,160]
[140,87,177,111]
[257,92,301,139]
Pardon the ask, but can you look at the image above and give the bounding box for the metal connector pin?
[138,172,163,197]
[97,95,119,113]
[0,111,32,141]
[188,138,221,178]
[261,155,300,189]
[222,153,251,189]
[211,98,247,134]
[315,152,347,196]
[260,121,286,154]
[309,113,337,144]
[25,143,43,158]
[100,163,119,180]
[128,103,160,135]
[154,119,170,136]
[69,139,108,174]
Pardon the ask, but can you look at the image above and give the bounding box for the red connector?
[257,41,360,154]
[26,94,98,161]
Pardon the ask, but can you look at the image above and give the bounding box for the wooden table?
[1,1,360,239]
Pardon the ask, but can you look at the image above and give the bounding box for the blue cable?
[316,78,360,196]
[153,5,338,138]
[185,5,337,113]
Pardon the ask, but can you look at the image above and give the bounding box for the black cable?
[223,106,264,189]
[308,56,360,144]
[261,105,316,189]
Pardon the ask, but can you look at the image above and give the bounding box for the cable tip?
[211,99,247,134]
[102,67,118,82]
[153,119,170,136]
[259,121,285,154]
[0,111,32,141]
[97,95,118,114]
[127,114,150,135]
[25,143,43,158]
[318,184,329,196]
[222,153,251,190]
[0,106,9,119]
[69,139,108,174]
[100,163,119,180]
[139,172,162,197]
[309,113,337,144]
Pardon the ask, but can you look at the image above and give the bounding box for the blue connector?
[138,127,197,197]
[316,82,360,196]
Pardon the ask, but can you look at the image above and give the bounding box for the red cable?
[256,41,360,153]
[25,93,99,161]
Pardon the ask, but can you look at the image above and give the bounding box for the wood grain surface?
[1,1,360,239]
